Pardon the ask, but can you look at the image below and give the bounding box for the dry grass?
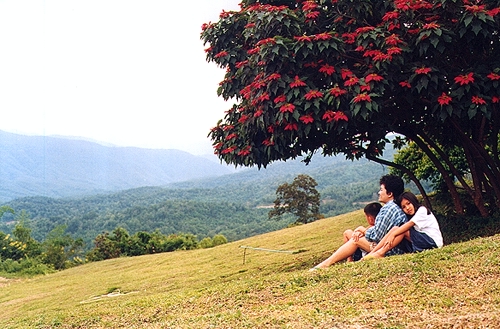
[1,210,500,328]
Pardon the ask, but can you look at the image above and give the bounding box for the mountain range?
[0,130,232,202]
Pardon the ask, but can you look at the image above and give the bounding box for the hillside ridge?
[0,130,231,201]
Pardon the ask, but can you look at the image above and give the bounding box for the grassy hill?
[1,210,499,328]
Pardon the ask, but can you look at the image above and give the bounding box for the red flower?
[323,111,348,122]
[437,93,452,105]
[488,8,500,16]
[360,84,371,92]
[245,22,256,29]
[225,133,238,140]
[365,73,383,83]
[300,114,314,124]
[235,60,249,69]
[238,114,250,123]
[374,53,391,62]
[353,93,372,103]
[274,94,286,103]
[304,61,319,68]
[382,11,399,21]
[319,64,335,75]
[364,50,383,58]
[247,47,260,55]
[355,26,375,34]
[322,111,336,123]
[492,96,500,103]
[415,67,432,74]
[237,146,252,156]
[344,76,360,86]
[465,5,486,13]
[279,103,296,113]
[341,68,354,79]
[251,80,266,89]
[454,72,474,85]
[257,92,270,102]
[214,51,229,58]
[290,76,307,88]
[304,90,324,100]
[314,32,332,40]
[305,11,320,19]
[219,10,231,18]
[267,73,281,81]
[262,139,275,146]
[399,81,411,88]
[387,47,402,55]
[342,32,357,44]
[388,22,400,31]
[422,22,440,30]
[385,34,403,45]
[302,1,318,11]
[487,72,500,80]
[256,38,276,46]
[221,145,237,154]
[284,123,298,131]
[254,109,263,117]
[329,86,347,97]
[472,96,486,105]
[294,35,312,42]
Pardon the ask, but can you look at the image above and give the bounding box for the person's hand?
[351,230,363,242]
[384,234,395,247]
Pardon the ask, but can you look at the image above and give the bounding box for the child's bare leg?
[314,239,360,269]
[343,229,354,262]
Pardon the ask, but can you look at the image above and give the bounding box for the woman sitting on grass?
[363,191,443,259]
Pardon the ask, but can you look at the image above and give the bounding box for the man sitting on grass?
[311,174,408,270]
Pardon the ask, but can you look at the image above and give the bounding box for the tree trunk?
[403,131,466,215]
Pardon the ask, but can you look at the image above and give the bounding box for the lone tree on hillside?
[269,174,322,224]
[201,0,500,217]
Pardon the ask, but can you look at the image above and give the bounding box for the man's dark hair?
[379,174,404,199]
[363,202,382,217]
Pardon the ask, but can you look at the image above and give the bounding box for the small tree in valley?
[269,174,322,224]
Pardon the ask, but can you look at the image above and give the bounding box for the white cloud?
[0,0,240,154]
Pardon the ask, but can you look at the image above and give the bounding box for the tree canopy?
[201,0,500,216]
[269,174,322,224]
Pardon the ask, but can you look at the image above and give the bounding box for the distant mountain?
[0,131,232,202]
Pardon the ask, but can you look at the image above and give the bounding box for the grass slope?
[1,210,500,328]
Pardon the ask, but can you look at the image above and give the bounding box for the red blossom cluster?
[204,0,500,161]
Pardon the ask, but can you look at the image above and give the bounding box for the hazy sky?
[0,0,240,155]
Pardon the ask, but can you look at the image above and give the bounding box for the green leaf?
[468,108,477,119]
[464,15,473,27]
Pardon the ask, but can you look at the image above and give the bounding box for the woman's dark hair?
[397,191,430,215]
[379,174,404,199]
[363,202,382,218]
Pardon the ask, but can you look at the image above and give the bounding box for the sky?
[0,0,241,155]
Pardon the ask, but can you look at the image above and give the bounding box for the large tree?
[201,0,500,216]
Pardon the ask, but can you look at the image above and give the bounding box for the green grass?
[1,210,500,328]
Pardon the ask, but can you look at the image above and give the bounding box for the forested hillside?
[0,130,231,201]
[0,153,412,250]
